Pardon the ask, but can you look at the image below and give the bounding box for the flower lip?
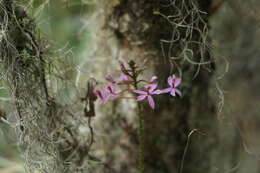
[168,75,181,88]
[144,83,157,92]
[104,84,121,95]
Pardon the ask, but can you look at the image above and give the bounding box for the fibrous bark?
[1,1,94,172]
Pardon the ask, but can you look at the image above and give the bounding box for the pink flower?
[105,73,130,85]
[133,84,160,109]
[104,84,121,99]
[160,75,181,96]
[94,84,121,104]
[93,89,108,104]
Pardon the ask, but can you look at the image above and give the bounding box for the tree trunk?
[99,0,218,173]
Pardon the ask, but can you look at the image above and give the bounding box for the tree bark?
[100,0,218,173]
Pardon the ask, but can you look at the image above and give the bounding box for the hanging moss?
[0,1,96,172]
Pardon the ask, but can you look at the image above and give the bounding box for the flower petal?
[152,89,161,95]
[144,83,157,92]
[117,73,129,82]
[170,89,176,96]
[147,95,155,109]
[160,88,172,94]
[173,77,181,87]
[98,95,109,104]
[133,90,147,95]
[175,88,181,96]
[113,89,121,95]
[137,95,147,101]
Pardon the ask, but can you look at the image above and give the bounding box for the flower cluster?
[93,61,181,109]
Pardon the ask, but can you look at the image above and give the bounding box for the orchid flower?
[160,75,181,96]
[93,89,108,104]
[106,72,130,85]
[133,83,160,109]
[104,84,121,99]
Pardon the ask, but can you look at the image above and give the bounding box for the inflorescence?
[93,60,181,109]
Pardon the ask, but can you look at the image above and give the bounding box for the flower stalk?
[133,72,145,173]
